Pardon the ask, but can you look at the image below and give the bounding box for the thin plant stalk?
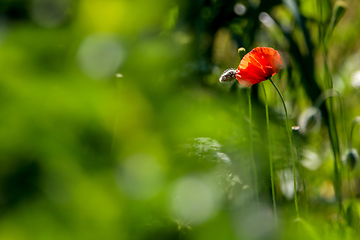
[318,0,343,216]
[314,90,343,215]
[314,90,347,151]
[348,171,354,200]
[262,83,277,225]
[327,88,342,217]
[269,78,299,218]
[324,86,343,216]
[348,117,360,201]
[248,87,259,203]
[292,127,308,218]
[349,117,360,149]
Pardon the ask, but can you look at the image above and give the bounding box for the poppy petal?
[237,77,257,87]
[235,47,283,87]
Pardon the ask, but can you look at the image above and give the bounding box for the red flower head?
[235,47,283,87]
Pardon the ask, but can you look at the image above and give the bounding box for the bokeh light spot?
[232,204,276,240]
[259,12,275,27]
[116,153,164,200]
[277,169,295,200]
[301,147,322,171]
[168,175,221,226]
[351,70,360,88]
[77,33,126,80]
[234,3,246,16]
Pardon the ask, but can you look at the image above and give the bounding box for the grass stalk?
[329,100,343,216]
[314,90,344,215]
[318,0,343,216]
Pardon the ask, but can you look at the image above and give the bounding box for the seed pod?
[345,201,359,229]
[342,148,359,171]
[298,107,321,134]
[331,1,347,29]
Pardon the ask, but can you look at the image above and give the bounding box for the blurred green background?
[1,0,360,239]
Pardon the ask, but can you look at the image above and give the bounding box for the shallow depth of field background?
[1,0,360,239]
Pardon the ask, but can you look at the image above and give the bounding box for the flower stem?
[314,89,343,215]
[262,83,277,225]
[269,78,299,219]
[292,127,308,217]
[248,87,259,203]
[349,117,360,149]
[328,99,342,216]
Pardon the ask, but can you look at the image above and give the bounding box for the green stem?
[269,78,299,218]
[292,127,308,218]
[320,0,343,214]
[262,83,277,225]
[314,90,347,152]
[348,171,354,200]
[248,87,259,203]
[328,97,342,216]
[314,90,343,215]
[349,117,360,149]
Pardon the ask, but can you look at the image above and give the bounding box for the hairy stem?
[269,78,299,218]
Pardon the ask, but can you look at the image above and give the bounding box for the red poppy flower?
[235,47,283,87]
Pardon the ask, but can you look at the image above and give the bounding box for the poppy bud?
[331,1,347,28]
[343,148,359,171]
[326,1,347,44]
[219,68,236,83]
[238,47,246,59]
[345,201,359,229]
[298,107,321,134]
